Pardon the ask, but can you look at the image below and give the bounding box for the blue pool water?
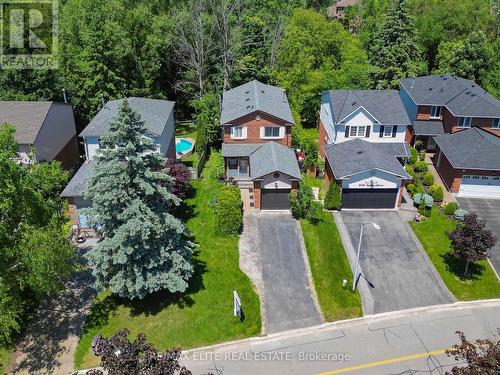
[176,139,193,153]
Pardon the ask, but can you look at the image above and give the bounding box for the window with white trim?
[493,118,500,129]
[349,126,366,137]
[232,126,244,138]
[383,125,393,137]
[430,106,442,119]
[264,126,280,138]
[457,117,471,128]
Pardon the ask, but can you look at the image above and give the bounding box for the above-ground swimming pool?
[175,138,195,157]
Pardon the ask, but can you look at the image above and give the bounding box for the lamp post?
[352,222,380,292]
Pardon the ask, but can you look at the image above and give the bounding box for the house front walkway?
[424,153,456,204]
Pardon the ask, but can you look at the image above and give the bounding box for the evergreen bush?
[423,172,434,186]
[414,161,428,173]
[215,185,242,235]
[444,202,459,215]
[408,147,418,165]
[323,182,342,210]
[430,184,444,202]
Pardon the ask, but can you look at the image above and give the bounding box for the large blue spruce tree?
[83,100,194,299]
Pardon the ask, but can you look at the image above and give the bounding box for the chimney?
[283,89,287,103]
[100,93,106,107]
[62,88,67,103]
[410,76,415,89]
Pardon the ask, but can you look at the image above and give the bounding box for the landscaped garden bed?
[75,152,261,369]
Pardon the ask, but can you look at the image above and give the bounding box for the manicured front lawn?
[75,152,261,369]
[410,209,500,300]
[300,211,362,321]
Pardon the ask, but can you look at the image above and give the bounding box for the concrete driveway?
[336,211,454,315]
[239,212,322,334]
[457,197,500,278]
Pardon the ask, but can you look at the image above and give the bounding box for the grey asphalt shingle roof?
[324,139,410,179]
[250,142,301,179]
[221,143,263,157]
[325,90,411,125]
[434,128,500,171]
[220,80,295,125]
[80,97,174,138]
[400,74,500,117]
[412,120,445,136]
[60,160,94,197]
[0,101,54,144]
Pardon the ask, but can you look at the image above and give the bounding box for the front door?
[239,159,249,177]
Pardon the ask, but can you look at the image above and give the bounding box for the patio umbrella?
[413,193,434,208]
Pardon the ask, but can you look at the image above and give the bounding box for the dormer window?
[430,106,442,119]
[457,117,471,128]
[493,118,500,129]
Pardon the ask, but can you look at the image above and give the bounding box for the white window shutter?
[242,126,247,139]
[279,126,285,138]
[260,126,264,138]
[230,127,234,139]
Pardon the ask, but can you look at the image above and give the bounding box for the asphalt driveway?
[336,211,454,314]
[239,213,322,334]
[456,197,500,277]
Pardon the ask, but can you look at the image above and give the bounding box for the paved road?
[336,211,454,314]
[183,300,500,375]
[8,242,96,375]
[457,197,500,278]
[239,212,322,334]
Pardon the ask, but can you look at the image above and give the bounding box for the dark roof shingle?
[60,160,94,197]
[324,139,410,179]
[400,75,500,118]
[0,101,54,143]
[412,120,445,136]
[80,97,174,138]
[221,80,294,125]
[434,128,500,171]
[325,90,411,125]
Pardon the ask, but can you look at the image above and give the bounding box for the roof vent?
[357,150,364,155]
[352,101,356,106]
[471,93,476,97]
[443,76,448,80]
[245,90,250,94]
[429,88,432,91]
[245,98,250,101]
[465,90,471,95]
[440,88,444,92]
[261,90,265,93]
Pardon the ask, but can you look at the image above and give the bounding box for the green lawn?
[410,209,500,300]
[75,152,261,369]
[175,121,197,140]
[300,211,362,321]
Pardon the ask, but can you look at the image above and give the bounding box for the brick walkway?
[425,153,456,204]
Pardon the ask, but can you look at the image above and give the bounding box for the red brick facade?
[223,111,292,146]
[253,181,261,209]
[416,106,500,136]
[435,148,499,193]
[67,197,78,225]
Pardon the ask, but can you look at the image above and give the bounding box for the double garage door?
[459,175,500,198]
[261,189,291,210]
[342,188,399,209]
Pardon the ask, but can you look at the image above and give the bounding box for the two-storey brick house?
[318,90,411,209]
[61,97,176,226]
[400,75,500,198]
[220,80,301,210]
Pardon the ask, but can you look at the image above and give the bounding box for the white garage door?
[459,175,500,198]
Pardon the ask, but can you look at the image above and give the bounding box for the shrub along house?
[61,97,176,227]
[318,90,411,209]
[400,74,500,151]
[0,101,79,169]
[220,80,301,210]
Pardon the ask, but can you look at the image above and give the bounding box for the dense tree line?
[0,0,497,132]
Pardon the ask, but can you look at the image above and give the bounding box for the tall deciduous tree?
[448,213,496,276]
[0,125,75,343]
[434,31,495,85]
[83,101,194,299]
[445,330,500,374]
[368,0,424,88]
[192,92,221,152]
